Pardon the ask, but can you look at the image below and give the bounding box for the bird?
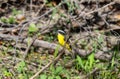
[57,30,71,50]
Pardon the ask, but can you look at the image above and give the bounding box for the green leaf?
[28,23,38,33]
[17,60,26,73]
[55,66,63,75]
[84,61,89,71]
[0,17,8,23]
[55,76,61,79]
[18,74,25,79]
[76,55,84,69]
[52,9,57,16]
[111,56,115,68]
[12,8,21,15]
[40,74,47,79]
[88,53,95,69]
[1,16,16,24]
[54,45,60,57]
[8,16,16,24]
[48,76,54,79]
[3,70,12,77]
[50,64,55,73]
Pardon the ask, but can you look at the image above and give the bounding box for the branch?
[30,48,65,79]
[0,34,112,61]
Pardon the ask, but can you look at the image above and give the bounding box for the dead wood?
[0,34,70,54]
[0,34,112,61]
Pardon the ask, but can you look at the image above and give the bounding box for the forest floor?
[0,0,120,79]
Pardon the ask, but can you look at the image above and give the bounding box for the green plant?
[50,65,63,76]
[86,53,95,70]
[44,33,54,42]
[44,65,70,79]
[12,8,22,16]
[3,69,12,77]
[0,8,22,24]
[8,16,16,24]
[28,23,38,33]
[0,16,16,24]
[40,74,47,79]
[54,45,60,57]
[17,60,26,73]
[0,17,8,23]
[76,55,84,70]
[111,55,115,68]
[99,69,118,79]
[16,60,28,79]
[18,74,26,79]
[75,53,95,72]
[64,0,77,13]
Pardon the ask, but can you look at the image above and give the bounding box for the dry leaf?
[114,14,120,20]
[16,14,25,23]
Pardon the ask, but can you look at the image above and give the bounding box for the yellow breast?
[57,33,71,50]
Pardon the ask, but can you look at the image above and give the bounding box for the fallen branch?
[0,34,112,61]
[0,34,70,54]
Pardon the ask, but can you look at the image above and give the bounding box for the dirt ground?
[0,0,120,79]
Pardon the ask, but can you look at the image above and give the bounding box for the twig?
[77,1,115,19]
[30,0,33,15]
[21,1,64,26]
[85,2,115,14]
[30,60,52,79]
[35,2,45,16]
[82,68,99,79]
[30,44,66,79]
[23,35,38,59]
[14,1,64,59]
